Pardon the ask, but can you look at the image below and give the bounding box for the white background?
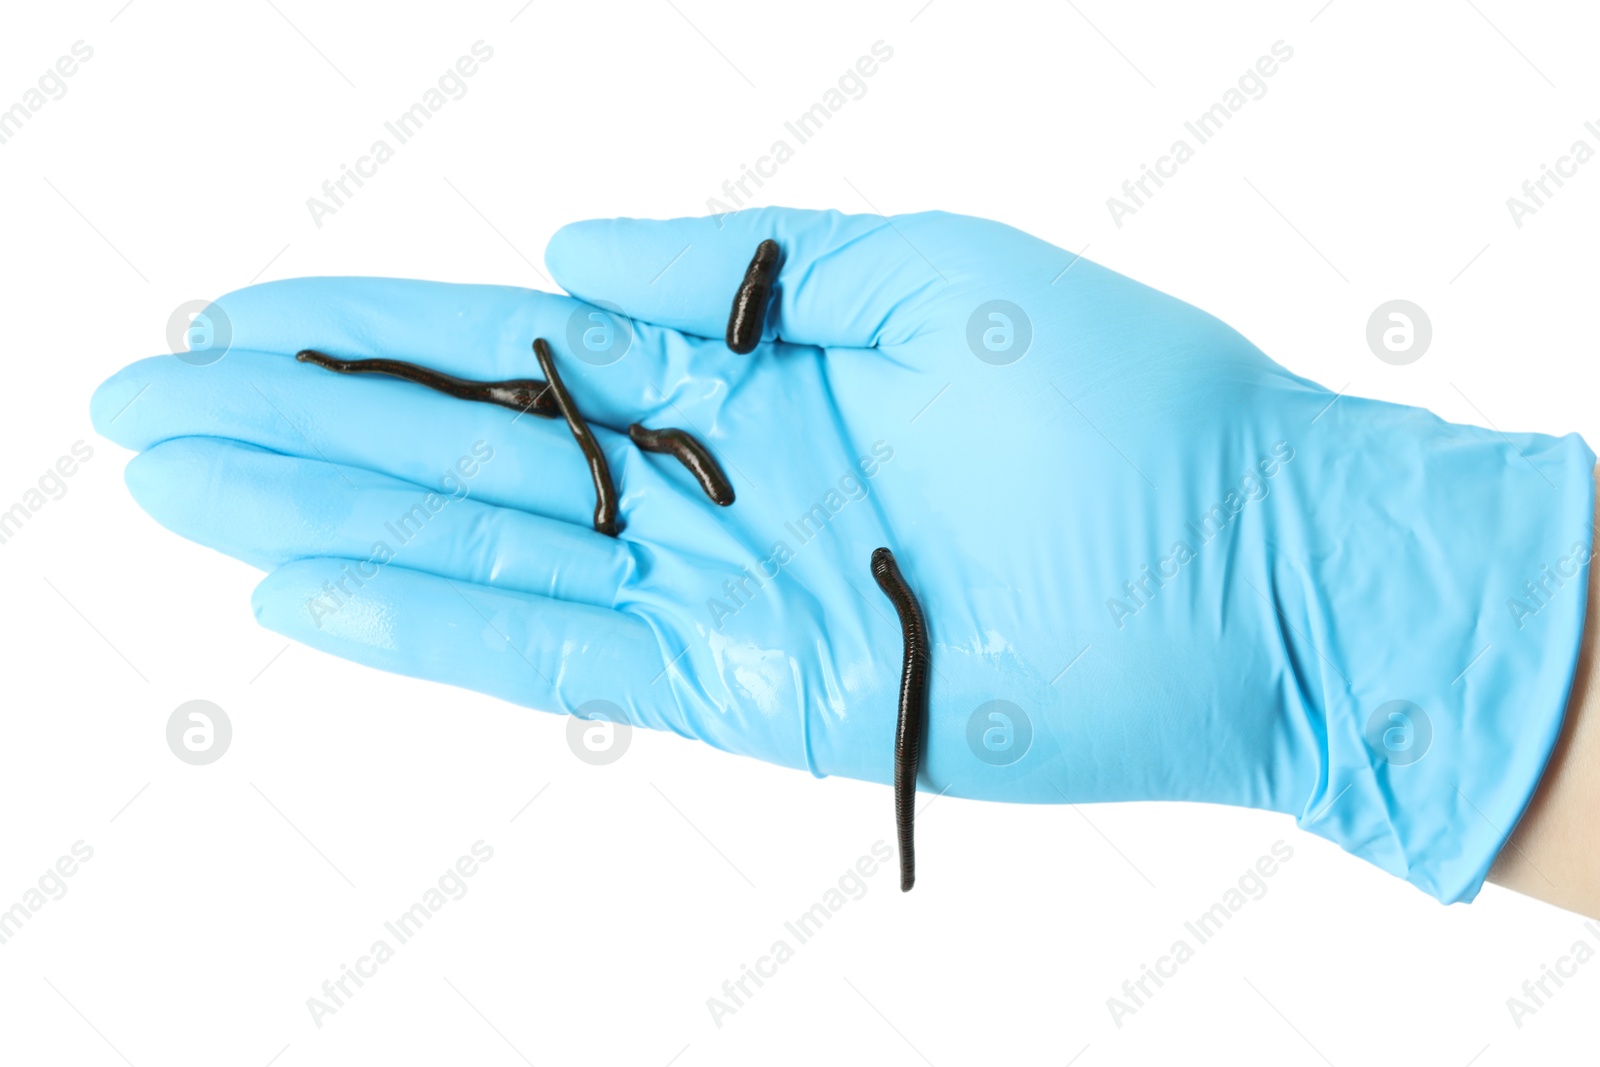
[2,1,1598,1064]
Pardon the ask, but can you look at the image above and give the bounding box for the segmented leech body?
[725,238,780,354]
[533,337,620,537]
[628,424,735,506]
[297,345,734,515]
[294,350,557,419]
[870,547,929,893]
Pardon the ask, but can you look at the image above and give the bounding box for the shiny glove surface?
[90,208,1596,903]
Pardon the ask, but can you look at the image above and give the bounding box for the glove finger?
[545,207,973,351]
[126,437,630,607]
[253,558,684,734]
[199,278,702,429]
[91,350,611,528]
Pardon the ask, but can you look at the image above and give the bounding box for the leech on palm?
[295,342,734,516]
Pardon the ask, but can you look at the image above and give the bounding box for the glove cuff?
[1289,397,1594,903]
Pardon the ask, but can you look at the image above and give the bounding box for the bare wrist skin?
[1487,465,1600,918]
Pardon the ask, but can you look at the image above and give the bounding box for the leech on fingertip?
[725,239,780,354]
[533,337,620,537]
[870,546,930,892]
[628,423,735,506]
[294,349,556,419]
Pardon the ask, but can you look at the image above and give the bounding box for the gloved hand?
[90,208,1594,904]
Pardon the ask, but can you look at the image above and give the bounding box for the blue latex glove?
[91,208,1594,903]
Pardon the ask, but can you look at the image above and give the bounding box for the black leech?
[533,337,619,537]
[870,546,929,892]
[295,349,556,419]
[627,424,735,506]
[725,238,780,354]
